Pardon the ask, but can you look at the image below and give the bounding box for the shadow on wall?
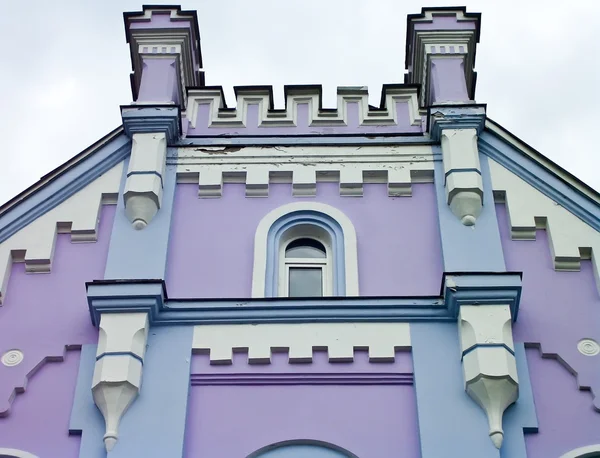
[248,440,358,458]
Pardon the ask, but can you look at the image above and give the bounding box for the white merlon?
[124,133,167,229]
[0,162,122,304]
[175,144,434,198]
[489,158,600,293]
[192,323,411,364]
[92,313,149,452]
[186,87,421,130]
[459,305,518,449]
[441,129,483,225]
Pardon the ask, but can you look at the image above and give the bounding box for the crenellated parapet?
[185,85,423,135]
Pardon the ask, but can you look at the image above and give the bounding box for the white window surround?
[252,202,359,298]
[280,230,332,297]
[560,445,600,458]
[0,449,39,458]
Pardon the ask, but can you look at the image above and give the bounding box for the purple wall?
[497,204,600,455]
[0,205,115,454]
[166,182,442,298]
[185,350,420,458]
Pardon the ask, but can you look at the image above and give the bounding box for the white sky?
[0,1,599,205]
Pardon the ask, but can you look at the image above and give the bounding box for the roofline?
[0,126,124,217]
[485,118,600,206]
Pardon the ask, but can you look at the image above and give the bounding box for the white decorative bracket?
[92,313,149,451]
[441,128,483,225]
[458,305,519,448]
[124,132,167,230]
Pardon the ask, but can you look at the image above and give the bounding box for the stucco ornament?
[1,350,24,367]
[459,305,519,448]
[123,133,167,230]
[91,313,149,451]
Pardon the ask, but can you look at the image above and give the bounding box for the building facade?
[1,5,600,458]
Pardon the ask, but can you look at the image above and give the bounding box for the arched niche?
[0,449,39,458]
[248,439,358,458]
[560,445,600,458]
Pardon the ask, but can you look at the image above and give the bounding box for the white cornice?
[173,144,435,198]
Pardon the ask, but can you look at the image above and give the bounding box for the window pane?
[285,238,326,258]
[289,267,323,297]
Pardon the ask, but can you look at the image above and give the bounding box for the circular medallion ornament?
[1,349,24,367]
[577,339,600,356]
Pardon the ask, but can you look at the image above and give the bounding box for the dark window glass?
[289,267,323,297]
[285,238,326,259]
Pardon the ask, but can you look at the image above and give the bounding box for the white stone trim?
[560,445,600,458]
[0,449,39,458]
[489,158,600,293]
[174,144,435,198]
[0,162,123,304]
[186,87,421,130]
[192,323,411,364]
[251,202,359,298]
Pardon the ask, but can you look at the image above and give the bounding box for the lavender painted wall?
[0,350,81,456]
[185,351,420,458]
[497,204,600,454]
[524,348,600,457]
[166,182,442,298]
[0,205,115,452]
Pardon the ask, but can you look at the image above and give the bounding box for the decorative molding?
[0,162,122,304]
[1,350,23,367]
[92,313,149,451]
[459,305,518,449]
[121,105,180,144]
[186,85,422,134]
[252,202,359,297]
[192,323,411,364]
[125,6,203,107]
[443,272,522,320]
[174,144,435,199]
[0,346,73,417]
[190,372,413,386]
[123,133,167,229]
[0,449,39,458]
[560,445,600,458]
[488,157,600,293]
[405,9,479,106]
[578,339,600,356]
[482,122,600,232]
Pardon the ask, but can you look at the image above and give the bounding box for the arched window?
[282,235,330,297]
[560,445,600,458]
[252,202,359,298]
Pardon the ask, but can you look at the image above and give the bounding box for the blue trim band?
[86,273,522,326]
[0,132,130,244]
[461,343,515,359]
[126,170,164,188]
[96,351,144,364]
[479,131,600,234]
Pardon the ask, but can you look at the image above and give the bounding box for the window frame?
[280,235,332,297]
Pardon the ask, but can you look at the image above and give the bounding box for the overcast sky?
[0,1,599,205]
